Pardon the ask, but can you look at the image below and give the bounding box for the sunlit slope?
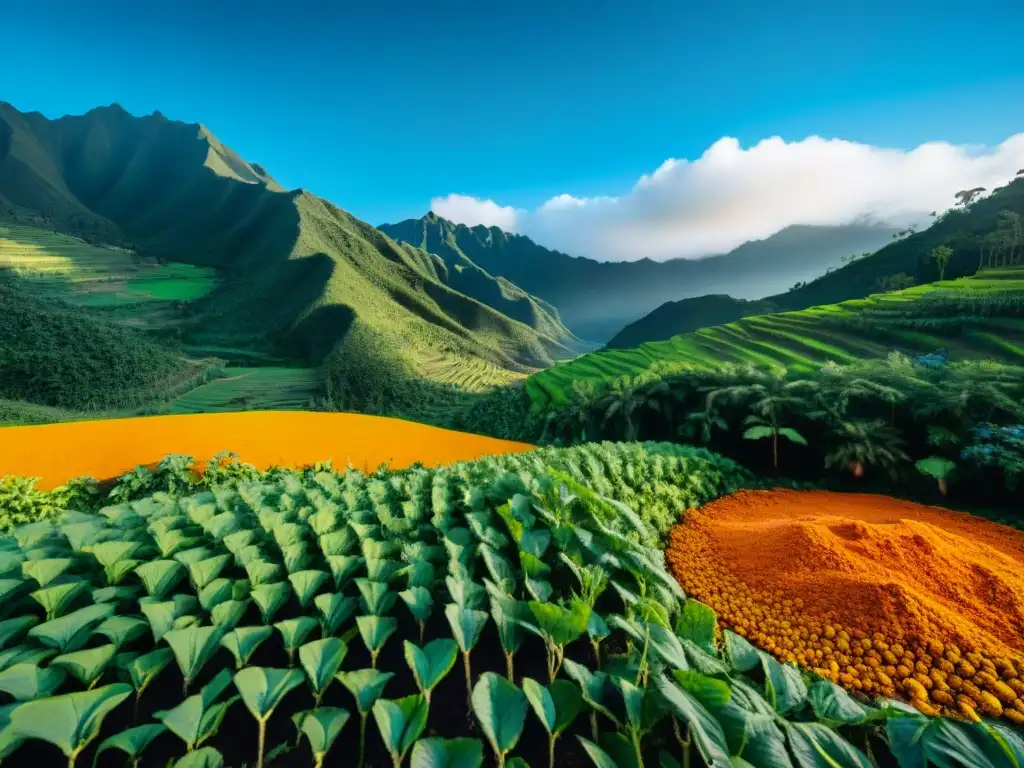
[0,411,535,488]
[527,268,1024,406]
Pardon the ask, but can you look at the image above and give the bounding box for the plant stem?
[183,677,190,698]
[591,639,602,669]
[133,690,141,723]
[590,711,598,742]
[548,734,556,768]
[505,650,514,681]
[463,651,473,709]
[371,650,379,669]
[418,620,425,645]
[630,728,645,768]
[256,718,266,768]
[358,712,367,768]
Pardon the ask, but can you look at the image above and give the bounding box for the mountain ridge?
[0,101,579,414]
[379,214,900,341]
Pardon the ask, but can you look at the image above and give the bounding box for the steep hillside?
[380,214,899,341]
[527,267,1024,406]
[605,294,776,349]
[612,177,1024,347]
[0,102,577,402]
[0,275,210,411]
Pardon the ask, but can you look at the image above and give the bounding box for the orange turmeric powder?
[666,489,1024,724]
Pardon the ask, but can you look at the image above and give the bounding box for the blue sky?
[4,0,1024,256]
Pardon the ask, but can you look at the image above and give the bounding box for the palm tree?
[824,419,909,479]
[712,370,816,470]
[681,392,727,444]
[600,374,667,441]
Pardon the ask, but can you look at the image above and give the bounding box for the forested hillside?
[608,175,1024,347]
[0,102,580,414]
[380,214,898,340]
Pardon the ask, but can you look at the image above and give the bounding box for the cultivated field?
[0,223,216,325]
[528,268,1024,405]
[167,368,324,414]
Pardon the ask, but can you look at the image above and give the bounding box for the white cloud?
[430,193,521,232]
[431,133,1024,261]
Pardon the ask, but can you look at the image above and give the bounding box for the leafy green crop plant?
[234,667,306,768]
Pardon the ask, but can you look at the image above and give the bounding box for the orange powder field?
[0,411,535,489]
[666,489,1024,723]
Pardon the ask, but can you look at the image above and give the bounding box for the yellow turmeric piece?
[665,490,1024,724]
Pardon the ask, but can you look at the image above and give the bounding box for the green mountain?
[379,214,899,341]
[0,102,579,412]
[602,176,1024,349]
[528,266,1024,407]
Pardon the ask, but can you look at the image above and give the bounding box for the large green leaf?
[446,575,487,611]
[88,541,141,569]
[22,557,74,587]
[234,666,305,722]
[198,579,234,613]
[562,659,619,725]
[155,669,237,750]
[251,582,291,624]
[28,603,115,652]
[786,721,871,768]
[139,598,191,644]
[356,615,398,665]
[289,570,329,608]
[373,694,429,765]
[296,707,350,767]
[653,674,732,768]
[135,560,186,598]
[337,668,394,714]
[0,644,57,672]
[444,604,488,653]
[0,616,38,651]
[118,646,175,695]
[326,555,364,588]
[274,616,319,662]
[577,736,619,768]
[93,616,148,650]
[472,672,528,761]
[527,599,590,646]
[7,683,132,760]
[30,581,88,621]
[676,600,718,656]
[220,625,273,669]
[164,625,226,691]
[93,723,166,767]
[299,637,348,704]
[245,559,283,588]
[171,747,225,768]
[410,737,484,768]
[356,579,397,615]
[399,587,434,624]
[0,662,66,700]
[51,643,116,687]
[404,639,458,700]
[211,599,249,630]
[807,681,875,726]
[887,714,1005,768]
[722,630,759,673]
[759,651,808,716]
[314,592,358,635]
[523,678,582,736]
[187,555,231,591]
[743,426,775,441]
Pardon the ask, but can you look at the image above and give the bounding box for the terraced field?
[167,367,324,413]
[417,352,525,390]
[0,223,216,324]
[528,268,1024,406]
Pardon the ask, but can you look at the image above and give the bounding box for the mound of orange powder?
[665,489,1024,723]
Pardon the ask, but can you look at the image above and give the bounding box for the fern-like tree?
[680,392,727,444]
[600,374,668,441]
[930,245,953,281]
[824,419,909,479]
[713,370,815,470]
